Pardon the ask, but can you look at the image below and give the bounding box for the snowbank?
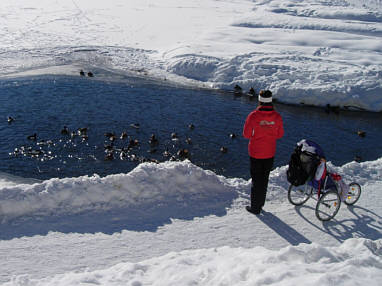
[0,161,240,221]
[4,238,382,286]
[1,158,380,223]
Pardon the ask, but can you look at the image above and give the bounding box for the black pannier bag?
[287,145,320,186]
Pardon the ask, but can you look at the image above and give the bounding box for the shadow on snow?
[0,194,237,240]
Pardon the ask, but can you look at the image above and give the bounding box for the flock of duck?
[8,117,236,165]
[6,77,367,166]
[79,70,94,77]
[233,84,257,99]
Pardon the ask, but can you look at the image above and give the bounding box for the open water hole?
[1,75,381,181]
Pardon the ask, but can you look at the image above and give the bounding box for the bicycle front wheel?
[344,182,361,205]
[288,184,312,206]
[315,189,341,221]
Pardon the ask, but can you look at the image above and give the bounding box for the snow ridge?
[2,159,380,223]
[0,161,239,221]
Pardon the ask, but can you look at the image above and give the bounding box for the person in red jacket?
[243,90,284,214]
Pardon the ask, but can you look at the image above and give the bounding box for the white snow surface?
[1,0,382,285]
[1,0,382,111]
[0,159,382,285]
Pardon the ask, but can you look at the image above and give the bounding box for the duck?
[248,87,256,97]
[163,149,171,158]
[28,149,43,157]
[104,132,116,141]
[104,143,114,151]
[7,116,14,123]
[230,133,237,139]
[130,123,140,129]
[357,130,366,138]
[105,152,114,160]
[87,71,94,77]
[171,132,178,140]
[185,137,192,144]
[188,124,195,130]
[80,70,85,76]
[149,134,159,145]
[354,155,362,162]
[119,150,128,160]
[129,153,139,162]
[149,158,160,164]
[128,139,139,148]
[37,140,51,146]
[120,131,128,140]
[177,148,190,159]
[61,126,69,135]
[78,127,88,135]
[27,133,37,141]
[220,146,228,153]
[234,84,243,96]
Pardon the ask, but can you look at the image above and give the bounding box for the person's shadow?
[258,210,311,245]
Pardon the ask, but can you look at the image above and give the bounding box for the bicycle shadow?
[258,210,311,245]
[294,204,382,243]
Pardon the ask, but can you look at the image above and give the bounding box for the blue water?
[1,74,381,181]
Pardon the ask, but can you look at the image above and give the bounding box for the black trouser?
[250,157,274,210]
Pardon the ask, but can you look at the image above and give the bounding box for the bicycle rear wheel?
[288,184,312,206]
[315,189,341,221]
[344,182,361,205]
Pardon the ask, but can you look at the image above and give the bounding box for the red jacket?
[243,105,284,159]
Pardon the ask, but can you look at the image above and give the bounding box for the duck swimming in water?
[130,123,140,129]
[120,131,128,140]
[177,148,190,159]
[163,149,171,158]
[104,151,114,160]
[220,146,228,153]
[7,116,14,123]
[104,143,114,151]
[171,132,178,140]
[149,134,159,145]
[119,149,128,160]
[128,139,139,148]
[234,84,243,96]
[78,127,88,136]
[27,133,37,141]
[248,87,256,99]
[61,126,69,135]
[104,132,116,141]
[357,130,366,138]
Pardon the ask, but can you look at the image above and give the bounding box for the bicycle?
[287,172,361,221]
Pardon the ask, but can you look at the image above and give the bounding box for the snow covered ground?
[0,160,381,285]
[1,0,382,285]
[1,0,382,111]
